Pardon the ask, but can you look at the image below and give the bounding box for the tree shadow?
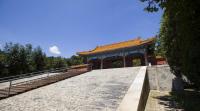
[154,89,200,111]
[154,93,182,111]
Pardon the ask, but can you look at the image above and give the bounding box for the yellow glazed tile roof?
[77,37,155,55]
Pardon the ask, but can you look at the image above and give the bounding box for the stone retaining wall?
[147,65,175,91]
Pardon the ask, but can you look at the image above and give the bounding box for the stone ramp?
[0,67,140,111]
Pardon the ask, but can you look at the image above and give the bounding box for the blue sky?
[0,0,163,58]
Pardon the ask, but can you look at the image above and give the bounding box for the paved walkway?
[0,67,140,111]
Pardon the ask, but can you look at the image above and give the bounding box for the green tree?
[0,49,8,77]
[4,43,23,75]
[53,57,67,68]
[154,35,165,57]
[24,44,34,72]
[0,42,68,78]
[45,56,67,69]
[141,0,200,88]
[33,47,46,71]
[45,56,54,69]
[69,55,83,66]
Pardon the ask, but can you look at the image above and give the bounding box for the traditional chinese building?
[77,37,156,69]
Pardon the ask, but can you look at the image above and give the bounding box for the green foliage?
[132,59,141,66]
[68,55,83,66]
[112,60,123,68]
[32,47,46,71]
[142,0,200,88]
[3,43,30,75]
[0,49,8,76]
[45,56,67,69]
[0,43,69,78]
[140,0,166,12]
[154,36,165,57]
[147,42,156,55]
[0,42,85,78]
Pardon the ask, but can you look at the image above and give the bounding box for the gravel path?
[0,67,140,111]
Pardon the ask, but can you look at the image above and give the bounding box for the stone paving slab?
[0,67,140,111]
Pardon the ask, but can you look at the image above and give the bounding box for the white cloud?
[0,43,3,50]
[49,45,61,55]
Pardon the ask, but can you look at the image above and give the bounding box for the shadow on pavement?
[154,89,200,111]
